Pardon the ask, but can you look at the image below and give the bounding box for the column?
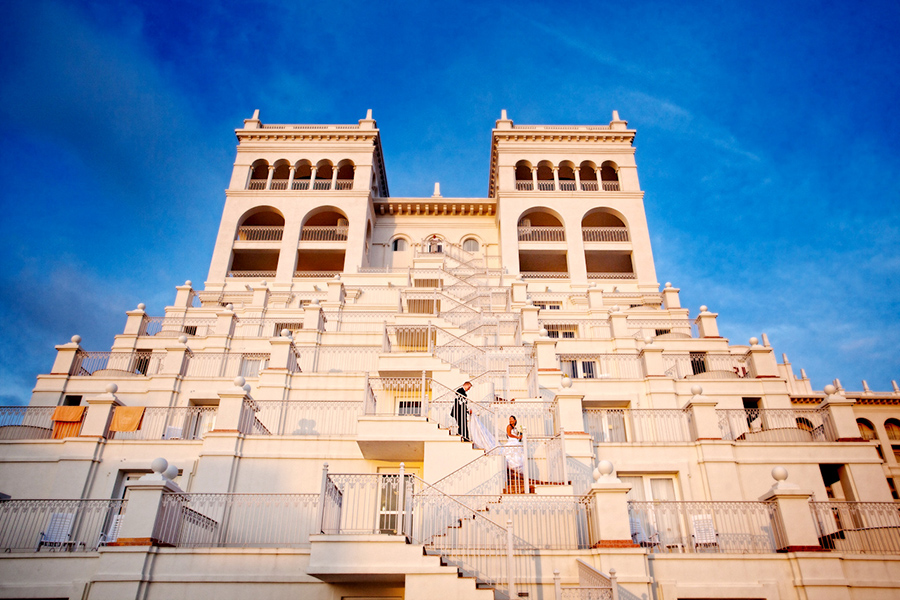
[265,165,274,190]
[531,166,538,190]
[309,166,317,189]
[552,167,560,191]
[331,165,338,189]
[574,167,581,191]
[287,165,296,190]
[695,306,720,338]
[588,462,638,548]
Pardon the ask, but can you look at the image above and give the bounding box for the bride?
[502,416,525,473]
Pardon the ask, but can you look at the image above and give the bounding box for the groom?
[452,381,473,442]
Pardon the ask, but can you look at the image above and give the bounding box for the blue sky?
[0,0,898,404]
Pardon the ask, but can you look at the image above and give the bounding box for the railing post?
[397,462,406,535]
[421,371,427,417]
[316,462,329,534]
[610,568,619,600]
[553,569,561,600]
[427,321,434,353]
[522,426,530,494]
[506,519,516,600]
[560,428,569,485]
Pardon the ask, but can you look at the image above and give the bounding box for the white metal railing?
[559,354,645,379]
[628,500,779,553]
[515,181,534,190]
[228,270,277,278]
[234,317,303,338]
[236,226,284,241]
[627,319,694,339]
[580,181,599,192]
[717,408,837,443]
[71,351,165,377]
[300,225,348,241]
[581,227,629,242]
[493,402,557,438]
[517,226,566,242]
[365,376,430,416]
[140,317,216,337]
[183,352,270,378]
[254,401,362,435]
[601,181,620,191]
[458,495,592,550]
[109,406,217,441]
[521,271,569,279]
[0,406,55,440]
[811,501,900,554]
[237,399,270,435]
[663,353,750,379]
[586,272,636,279]
[311,346,379,373]
[430,447,510,496]
[294,270,341,278]
[154,493,317,548]
[0,498,126,552]
[525,434,570,487]
[583,409,692,443]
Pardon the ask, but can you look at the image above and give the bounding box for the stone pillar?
[122,304,148,336]
[268,335,295,371]
[287,165,295,190]
[683,386,721,440]
[608,310,629,339]
[251,283,269,308]
[746,337,779,378]
[759,467,823,552]
[661,282,680,309]
[265,165,274,190]
[326,276,345,305]
[552,167,560,190]
[587,285,604,310]
[51,336,82,375]
[588,462,638,548]
[818,385,863,442]
[162,342,190,376]
[303,302,324,332]
[521,304,541,337]
[553,392,585,433]
[276,217,302,283]
[174,281,194,308]
[214,308,236,337]
[114,458,183,546]
[695,306,720,338]
[640,341,666,377]
[574,168,581,190]
[534,333,559,372]
[531,166,538,190]
[213,378,252,433]
[81,384,122,438]
[511,277,528,305]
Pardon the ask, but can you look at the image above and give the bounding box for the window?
[545,324,577,338]
[885,419,900,441]
[62,395,82,406]
[581,361,596,379]
[857,419,877,441]
[392,238,407,252]
[462,238,479,252]
[239,354,269,377]
[533,301,562,310]
[273,322,303,336]
[689,352,707,375]
[889,478,899,500]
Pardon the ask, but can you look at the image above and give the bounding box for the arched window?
[462,238,479,252]
[579,161,598,191]
[857,419,877,441]
[600,161,620,191]
[247,159,269,190]
[515,161,534,190]
[270,160,291,190]
[536,161,555,191]
[558,162,576,191]
[392,238,407,252]
[336,161,355,190]
[885,419,900,441]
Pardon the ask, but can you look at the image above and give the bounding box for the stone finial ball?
[691,385,703,396]
[516,274,523,280]
[700,305,708,313]
[643,336,653,345]
[242,383,251,393]
[105,383,118,394]
[225,303,234,311]
[163,464,178,480]
[184,280,192,287]
[71,335,82,344]
[151,457,168,474]
[178,335,188,344]
[665,282,672,288]
[598,460,614,476]
[561,375,572,388]
[772,466,788,482]
[749,337,759,346]
[334,274,341,280]
[539,328,549,337]
[137,303,146,311]
[823,384,836,395]
[312,299,320,305]
[281,328,291,337]
[233,376,246,388]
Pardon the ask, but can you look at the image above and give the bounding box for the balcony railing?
[515,181,534,191]
[559,181,577,191]
[269,180,288,190]
[663,353,750,379]
[109,406,218,441]
[518,226,566,242]
[292,179,310,190]
[227,270,277,278]
[811,501,900,554]
[628,500,779,554]
[247,179,267,190]
[71,350,165,377]
[601,181,620,191]
[586,272,636,279]
[559,354,645,379]
[582,227,629,242]
[0,406,55,440]
[334,179,353,190]
[154,493,317,548]
[236,226,284,241]
[313,180,332,190]
[0,498,126,552]
[537,181,555,191]
[140,317,216,337]
[293,270,341,278]
[583,408,692,443]
[717,408,837,443]
[300,225,348,241]
[580,181,599,191]
[254,400,362,435]
[183,352,270,378]
[520,271,569,279]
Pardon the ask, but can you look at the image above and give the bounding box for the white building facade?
[1,110,899,600]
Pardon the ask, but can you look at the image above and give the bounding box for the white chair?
[163,426,183,440]
[630,516,660,549]
[36,512,76,551]
[691,514,720,550]
[99,514,123,547]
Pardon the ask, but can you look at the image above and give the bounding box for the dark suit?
[452,387,470,442]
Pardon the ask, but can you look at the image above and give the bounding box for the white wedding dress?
[502,426,525,473]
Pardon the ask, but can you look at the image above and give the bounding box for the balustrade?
[235,226,284,241]
[515,181,534,190]
[628,500,779,554]
[247,179,267,190]
[71,350,165,377]
[517,226,566,242]
[810,501,900,554]
[717,408,837,443]
[292,179,310,190]
[663,353,750,379]
[183,352,270,378]
[0,498,126,552]
[228,270,277,278]
[559,354,645,379]
[520,271,569,279]
[110,406,217,441]
[601,181,620,191]
[586,272,636,279]
[581,227,629,242]
[140,317,216,337]
[0,406,55,440]
[154,493,317,548]
[300,225,348,241]
[583,408,692,443]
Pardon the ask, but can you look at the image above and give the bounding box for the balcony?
[586,272,636,279]
[583,408,692,443]
[0,406,56,440]
[0,498,127,552]
[108,406,218,441]
[300,225,348,241]
[518,226,566,242]
[227,270,277,278]
[140,317,216,337]
[582,227,629,242]
[236,226,283,241]
[602,181,620,191]
[520,271,569,279]
[717,408,837,443]
[71,350,165,377]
